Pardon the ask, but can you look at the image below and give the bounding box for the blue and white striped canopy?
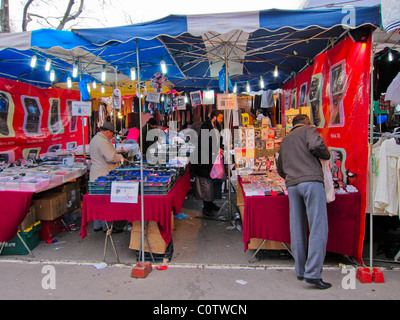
[0,5,382,91]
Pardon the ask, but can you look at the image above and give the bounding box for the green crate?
[0,221,41,255]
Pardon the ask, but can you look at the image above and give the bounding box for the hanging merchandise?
[113,89,121,109]
[78,79,91,101]
[219,66,233,92]
[150,72,167,93]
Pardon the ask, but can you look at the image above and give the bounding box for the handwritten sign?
[71,101,91,116]
[217,93,238,110]
[110,181,139,203]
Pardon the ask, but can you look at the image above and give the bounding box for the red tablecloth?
[0,191,34,242]
[80,170,191,244]
[240,178,362,260]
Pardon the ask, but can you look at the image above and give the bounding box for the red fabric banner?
[281,36,371,263]
[0,78,88,161]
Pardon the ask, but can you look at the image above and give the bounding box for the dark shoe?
[202,208,214,217]
[304,278,332,289]
[210,203,221,211]
[297,276,304,281]
[94,228,103,232]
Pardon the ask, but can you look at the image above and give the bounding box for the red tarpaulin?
[0,78,88,160]
[281,36,371,263]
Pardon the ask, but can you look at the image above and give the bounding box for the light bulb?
[260,76,264,89]
[246,81,250,93]
[233,83,237,93]
[50,69,55,82]
[130,66,136,80]
[72,63,78,78]
[274,66,278,77]
[160,60,167,74]
[101,85,105,93]
[87,84,91,93]
[101,65,106,81]
[67,77,72,88]
[92,80,97,89]
[30,55,37,68]
[45,58,51,71]
[388,51,393,62]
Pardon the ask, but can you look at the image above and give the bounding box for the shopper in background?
[277,114,332,289]
[256,108,272,127]
[140,117,158,159]
[192,110,224,217]
[89,121,124,232]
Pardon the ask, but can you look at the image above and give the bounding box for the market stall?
[0,4,392,267]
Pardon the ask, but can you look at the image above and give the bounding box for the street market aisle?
[0,260,399,300]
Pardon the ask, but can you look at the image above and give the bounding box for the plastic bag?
[210,153,226,180]
[321,159,335,203]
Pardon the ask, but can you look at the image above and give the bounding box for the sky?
[9,0,307,32]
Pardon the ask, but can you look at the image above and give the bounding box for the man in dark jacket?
[277,114,332,289]
[192,110,224,216]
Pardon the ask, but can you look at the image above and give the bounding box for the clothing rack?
[371,130,400,262]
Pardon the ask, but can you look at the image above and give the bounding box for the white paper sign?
[110,181,139,203]
[217,93,238,110]
[146,92,160,103]
[71,101,91,116]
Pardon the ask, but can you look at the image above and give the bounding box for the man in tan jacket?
[89,122,124,232]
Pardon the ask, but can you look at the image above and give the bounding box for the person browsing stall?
[140,117,158,159]
[89,122,124,232]
[277,114,332,290]
[192,110,224,217]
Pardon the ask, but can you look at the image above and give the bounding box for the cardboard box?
[62,180,81,210]
[19,205,37,231]
[35,192,67,220]
[129,213,173,254]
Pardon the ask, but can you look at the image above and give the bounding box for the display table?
[80,170,191,245]
[0,191,34,242]
[238,177,362,260]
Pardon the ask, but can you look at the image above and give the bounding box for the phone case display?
[21,96,42,135]
[329,60,346,127]
[0,162,87,192]
[307,73,325,127]
[240,171,287,196]
[48,98,63,134]
[0,92,15,137]
[67,100,78,132]
[234,124,284,175]
[88,163,188,196]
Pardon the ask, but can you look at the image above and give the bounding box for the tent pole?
[368,37,376,272]
[77,58,87,159]
[136,39,146,267]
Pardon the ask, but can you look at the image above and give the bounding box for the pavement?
[1,190,400,302]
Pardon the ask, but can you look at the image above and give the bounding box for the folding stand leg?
[394,250,400,262]
[249,240,267,263]
[0,241,5,255]
[17,233,34,257]
[103,221,120,264]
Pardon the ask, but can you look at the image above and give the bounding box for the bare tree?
[1,0,10,33]
[22,0,84,31]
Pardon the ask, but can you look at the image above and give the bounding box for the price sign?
[110,181,139,203]
[217,94,238,110]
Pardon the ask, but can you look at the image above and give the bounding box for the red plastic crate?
[39,217,61,241]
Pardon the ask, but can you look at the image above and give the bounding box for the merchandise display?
[88,161,189,196]
[0,160,87,192]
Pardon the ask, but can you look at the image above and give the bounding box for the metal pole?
[368,37,376,272]
[136,39,145,265]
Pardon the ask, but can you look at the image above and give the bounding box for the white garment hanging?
[385,71,400,106]
[373,138,400,216]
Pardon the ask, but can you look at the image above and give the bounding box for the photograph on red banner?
[0,78,87,161]
[281,36,372,262]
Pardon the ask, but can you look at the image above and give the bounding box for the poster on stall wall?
[0,77,87,161]
[281,36,372,263]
